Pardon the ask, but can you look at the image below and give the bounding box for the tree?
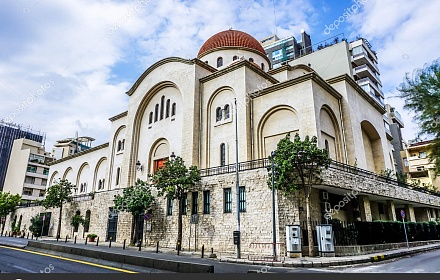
[397,59,440,174]
[268,133,331,256]
[149,156,201,250]
[113,179,155,244]
[29,214,44,237]
[0,192,21,234]
[41,179,74,238]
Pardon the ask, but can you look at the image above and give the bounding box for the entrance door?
[134,214,144,244]
[41,212,51,236]
[106,208,118,242]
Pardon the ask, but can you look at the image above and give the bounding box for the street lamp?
[136,160,143,172]
[270,151,277,261]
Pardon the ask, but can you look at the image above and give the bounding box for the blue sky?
[1,0,439,148]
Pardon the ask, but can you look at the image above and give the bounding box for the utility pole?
[234,98,241,259]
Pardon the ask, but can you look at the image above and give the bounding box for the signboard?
[146,221,152,232]
[190,214,199,224]
[400,210,405,219]
[233,231,240,245]
[144,214,151,221]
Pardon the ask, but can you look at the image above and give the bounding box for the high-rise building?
[0,121,45,190]
[386,104,405,173]
[3,138,52,201]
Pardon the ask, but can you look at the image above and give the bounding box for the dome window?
[217,57,223,68]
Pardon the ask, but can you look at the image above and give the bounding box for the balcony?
[357,77,384,98]
[353,65,381,85]
[390,110,404,128]
[360,84,385,107]
[352,51,380,74]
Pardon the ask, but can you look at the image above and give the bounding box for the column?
[358,195,372,222]
[404,204,416,222]
[386,200,397,221]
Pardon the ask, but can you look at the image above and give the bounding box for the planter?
[88,237,96,242]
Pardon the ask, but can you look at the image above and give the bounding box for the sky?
[0,0,439,149]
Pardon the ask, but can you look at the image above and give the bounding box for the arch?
[360,120,385,173]
[172,103,176,116]
[224,104,230,119]
[216,107,222,122]
[149,112,153,124]
[257,105,300,158]
[93,157,107,192]
[76,162,90,193]
[148,138,170,174]
[160,95,165,120]
[129,81,181,186]
[109,125,126,189]
[166,99,171,118]
[49,171,59,186]
[319,105,343,162]
[62,167,74,184]
[154,104,159,122]
[217,57,223,68]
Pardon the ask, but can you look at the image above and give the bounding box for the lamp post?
[234,98,241,259]
[270,151,277,261]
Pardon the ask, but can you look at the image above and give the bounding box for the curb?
[220,244,440,268]
[0,242,27,249]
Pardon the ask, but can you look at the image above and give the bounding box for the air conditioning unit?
[322,191,329,200]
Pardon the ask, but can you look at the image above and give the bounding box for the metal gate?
[134,214,144,244]
[106,208,118,242]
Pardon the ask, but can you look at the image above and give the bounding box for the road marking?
[12,265,36,273]
[0,245,136,273]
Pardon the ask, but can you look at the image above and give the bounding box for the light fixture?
[170,152,176,161]
[136,160,143,172]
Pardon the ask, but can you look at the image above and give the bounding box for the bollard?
[138,240,142,251]
[96,237,99,246]
[74,236,77,244]
[31,233,33,240]
[56,236,59,242]
[27,233,29,239]
[211,248,213,254]
[36,236,38,241]
[123,239,126,250]
[177,242,180,255]
[156,241,159,253]
[201,244,205,258]
[109,236,112,248]
[65,235,68,243]
[85,238,88,245]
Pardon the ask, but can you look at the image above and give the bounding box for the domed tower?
[197,29,270,71]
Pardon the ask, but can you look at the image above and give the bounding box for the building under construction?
[0,121,45,190]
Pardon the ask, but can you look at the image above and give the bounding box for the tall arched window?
[98,179,102,190]
[220,143,226,166]
[233,55,238,61]
[224,104,230,119]
[217,57,223,68]
[121,139,125,150]
[249,58,254,63]
[325,139,329,152]
[166,99,171,118]
[160,96,165,120]
[154,104,159,122]
[117,140,121,151]
[171,103,176,116]
[261,63,265,71]
[149,112,153,124]
[116,167,120,186]
[216,107,222,122]
[102,179,105,189]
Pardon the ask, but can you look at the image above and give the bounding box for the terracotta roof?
[198,30,266,58]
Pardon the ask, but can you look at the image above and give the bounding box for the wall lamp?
[136,160,143,172]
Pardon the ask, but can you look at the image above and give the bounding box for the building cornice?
[267,64,314,76]
[48,143,109,166]
[327,74,387,114]
[199,59,279,84]
[125,57,217,96]
[108,111,128,122]
[248,72,342,100]
[197,46,271,65]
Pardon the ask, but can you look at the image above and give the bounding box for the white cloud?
[348,0,440,141]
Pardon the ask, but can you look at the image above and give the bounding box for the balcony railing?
[199,158,440,197]
[357,77,384,98]
[354,65,381,85]
[352,51,380,74]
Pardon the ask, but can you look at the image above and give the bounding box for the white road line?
[12,265,35,273]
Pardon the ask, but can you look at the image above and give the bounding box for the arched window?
[98,179,102,190]
[154,104,159,122]
[116,167,120,186]
[102,179,105,189]
[205,61,208,64]
[160,96,165,120]
[84,210,91,232]
[149,112,153,124]
[117,140,121,152]
[249,58,254,63]
[121,139,125,150]
[261,63,265,71]
[216,107,222,122]
[224,104,230,119]
[171,103,176,116]
[166,99,171,118]
[220,143,226,166]
[217,57,223,68]
[325,139,329,152]
[233,55,238,61]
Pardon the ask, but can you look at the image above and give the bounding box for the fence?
[302,220,440,246]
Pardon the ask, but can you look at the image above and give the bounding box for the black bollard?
[96,237,99,246]
[156,241,159,253]
[201,244,205,258]
[109,237,112,248]
[85,238,88,245]
[65,235,68,243]
[123,239,126,250]
[138,240,142,251]
[31,233,33,240]
[56,236,59,242]
[27,233,29,239]
[74,236,77,244]
[177,242,180,255]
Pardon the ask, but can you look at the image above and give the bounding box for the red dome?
[198,30,266,58]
